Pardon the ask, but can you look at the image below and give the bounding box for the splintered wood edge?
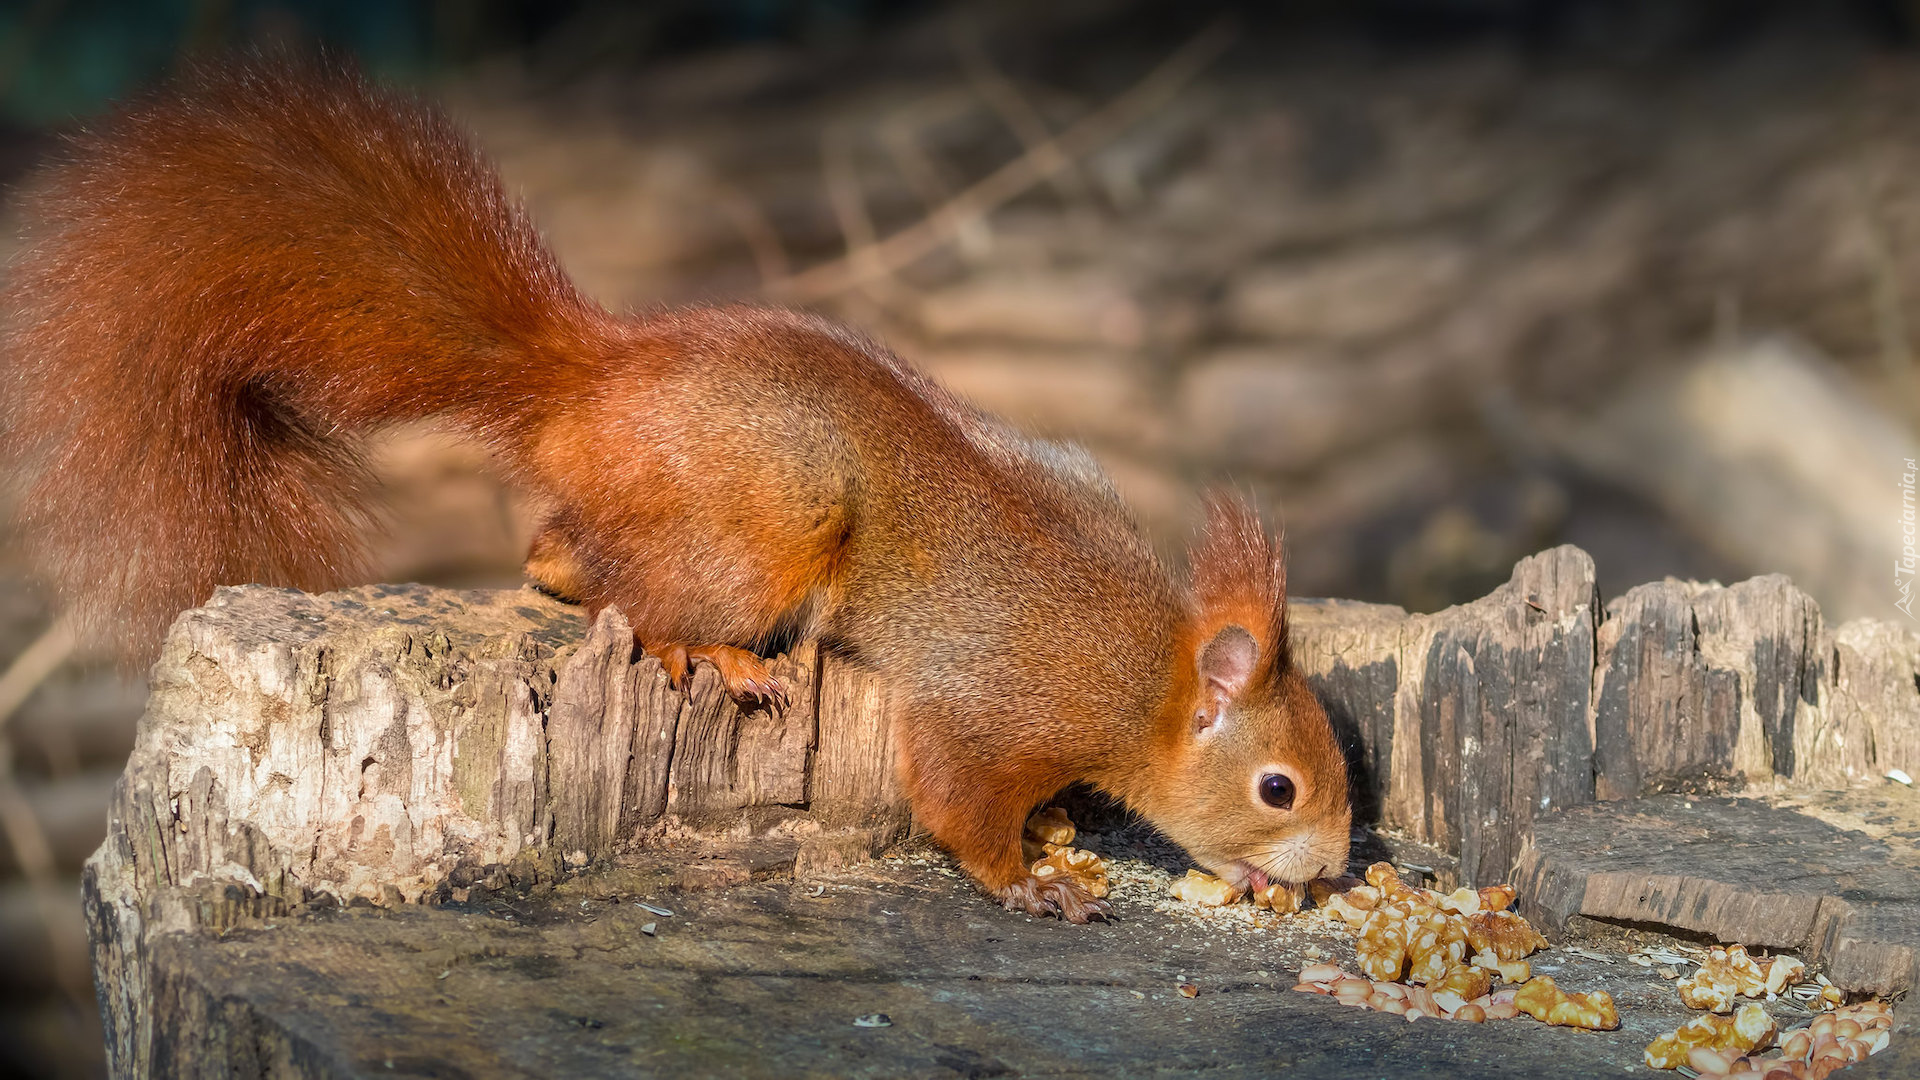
[1510,834,1918,996]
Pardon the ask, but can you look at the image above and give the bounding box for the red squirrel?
[0,59,1351,921]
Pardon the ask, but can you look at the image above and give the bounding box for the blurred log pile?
[449,4,1920,617]
[0,565,141,1075]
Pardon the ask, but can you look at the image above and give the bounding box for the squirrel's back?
[0,58,609,651]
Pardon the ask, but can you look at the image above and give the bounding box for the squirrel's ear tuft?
[1187,493,1289,694]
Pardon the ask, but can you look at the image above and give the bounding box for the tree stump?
[83,547,1920,1075]
[1510,787,1920,996]
[85,584,907,1077]
[1291,545,1601,887]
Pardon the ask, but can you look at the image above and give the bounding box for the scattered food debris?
[1292,862,1573,1026]
[1677,947,1819,1013]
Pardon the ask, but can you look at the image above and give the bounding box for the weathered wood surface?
[1293,547,1920,888]
[1292,545,1601,887]
[1510,785,1920,996]
[88,851,1760,1080]
[85,583,906,1078]
[83,547,1920,1075]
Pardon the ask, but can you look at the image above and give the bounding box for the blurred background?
[5,0,1920,1074]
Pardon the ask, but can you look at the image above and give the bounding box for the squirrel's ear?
[1187,493,1290,692]
[1194,625,1257,736]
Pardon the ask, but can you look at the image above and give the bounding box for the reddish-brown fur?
[0,59,1350,919]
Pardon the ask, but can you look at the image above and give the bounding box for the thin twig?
[0,616,75,737]
[951,16,1089,204]
[820,124,894,295]
[878,91,972,209]
[878,91,993,259]
[0,739,88,1009]
[0,618,89,1007]
[711,181,792,287]
[0,743,53,880]
[768,16,1238,303]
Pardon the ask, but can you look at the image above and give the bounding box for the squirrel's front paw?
[660,643,788,708]
[996,874,1111,924]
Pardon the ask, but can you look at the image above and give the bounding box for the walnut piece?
[1291,965,1511,1027]
[1431,964,1493,1002]
[1404,912,1469,984]
[1356,910,1410,981]
[1677,975,1738,1013]
[1466,911,1548,963]
[1030,845,1109,898]
[1675,945,1817,1013]
[1168,869,1241,906]
[1691,1003,1894,1080]
[1298,864,1562,1028]
[1316,862,1550,1023]
[1321,884,1381,926]
[1644,1003,1777,1070]
[1476,884,1518,912]
[1021,806,1077,862]
[1309,875,1365,906]
[1253,882,1304,913]
[1512,976,1619,1030]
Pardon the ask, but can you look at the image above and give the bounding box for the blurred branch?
[950,16,1090,206]
[878,90,994,260]
[0,745,52,882]
[0,616,74,738]
[0,738,88,1009]
[768,15,1238,303]
[1857,169,1920,423]
[820,123,896,298]
[0,617,88,1007]
[711,181,792,287]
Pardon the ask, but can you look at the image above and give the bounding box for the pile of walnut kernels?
[1019,809,1898,1077]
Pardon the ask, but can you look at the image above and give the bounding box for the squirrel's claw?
[657,642,788,709]
[662,644,695,691]
[997,874,1112,924]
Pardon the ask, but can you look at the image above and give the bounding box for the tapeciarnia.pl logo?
[1901,457,1918,620]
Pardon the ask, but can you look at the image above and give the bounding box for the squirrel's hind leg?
[537,493,846,708]
[524,518,591,602]
[902,737,1111,924]
[522,524,791,706]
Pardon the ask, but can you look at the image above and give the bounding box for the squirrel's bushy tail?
[0,57,608,655]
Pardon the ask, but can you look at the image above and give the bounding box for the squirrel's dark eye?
[1258,772,1295,810]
